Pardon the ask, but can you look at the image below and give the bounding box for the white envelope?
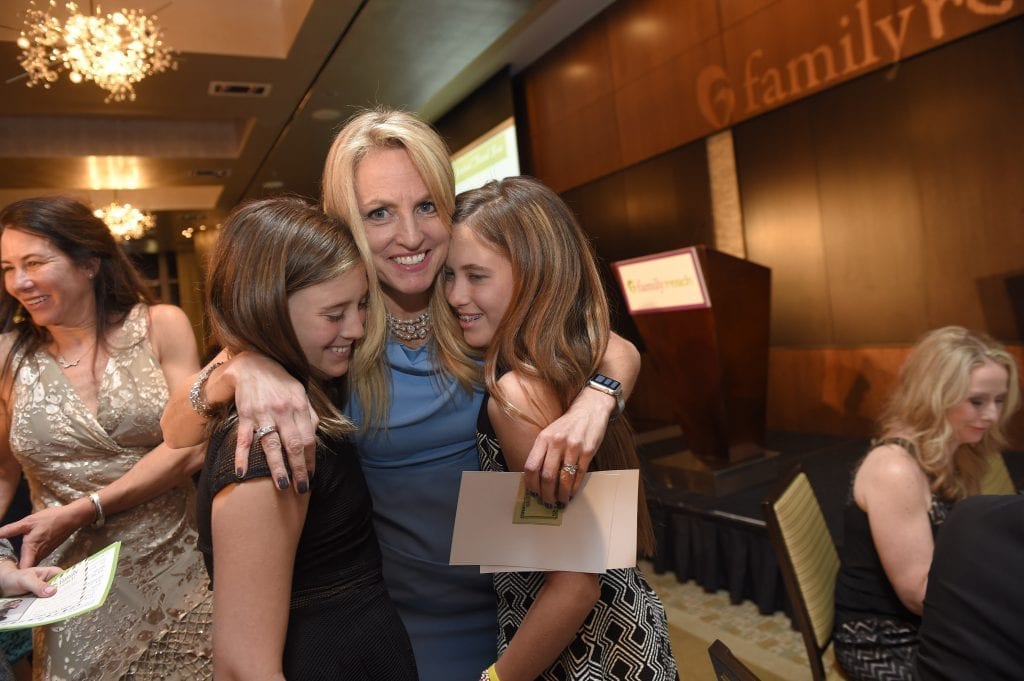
[450,470,639,573]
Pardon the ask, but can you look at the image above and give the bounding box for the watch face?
[590,373,622,393]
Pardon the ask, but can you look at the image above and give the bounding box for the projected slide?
[452,117,520,194]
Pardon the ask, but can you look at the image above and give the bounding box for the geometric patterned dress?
[477,400,678,680]
[7,304,212,681]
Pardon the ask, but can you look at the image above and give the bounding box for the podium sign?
[616,248,709,313]
[613,245,776,496]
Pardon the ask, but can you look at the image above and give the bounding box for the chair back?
[980,453,1015,495]
[708,639,762,681]
[762,465,839,681]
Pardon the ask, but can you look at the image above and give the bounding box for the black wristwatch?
[587,373,625,419]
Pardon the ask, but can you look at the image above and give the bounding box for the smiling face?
[288,264,368,378]
[354,147,449,312]
[1,228,97,329]
[443,222,515,348]
[946,359,1010,449]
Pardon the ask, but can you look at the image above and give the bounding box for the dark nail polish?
[297,481,309,495]
[277,476,289,490]
[544,502,554,509]
[556,502,565,510]
[235,467,244,479]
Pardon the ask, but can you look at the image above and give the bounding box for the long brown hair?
[204,196,363,439]
[879,326,1020,500]
[452,176,654,556]
[0,194,154,385]
[322,107,481,430]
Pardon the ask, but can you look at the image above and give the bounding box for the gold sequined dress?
[7,304,212,681]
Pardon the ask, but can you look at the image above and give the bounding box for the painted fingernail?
[556,502,565,510]
[544,502,554,509]
[297,480,309,494]
[235,467,244,479]
[277,476,289,490]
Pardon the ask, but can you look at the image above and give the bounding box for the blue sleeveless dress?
[345,339,496,681]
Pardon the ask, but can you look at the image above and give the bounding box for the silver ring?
[254,425,278,440]
[562,463,578,475]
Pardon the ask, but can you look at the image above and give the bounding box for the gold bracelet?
[488,663,501,681]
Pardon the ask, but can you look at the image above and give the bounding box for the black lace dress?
[196,418,418,680]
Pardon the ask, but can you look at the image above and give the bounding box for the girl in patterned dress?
[444,176,678,681]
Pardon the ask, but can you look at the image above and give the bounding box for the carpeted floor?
[641,561,828,681]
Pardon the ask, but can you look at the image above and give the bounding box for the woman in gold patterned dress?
[0,196,212,680]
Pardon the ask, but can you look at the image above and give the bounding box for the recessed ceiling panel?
[0,0,314,59]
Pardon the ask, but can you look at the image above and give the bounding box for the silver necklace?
[385,310,431,342]
[54,342,94,370]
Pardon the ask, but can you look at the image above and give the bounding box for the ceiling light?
[94,201,154,240]
[16,0,176,102]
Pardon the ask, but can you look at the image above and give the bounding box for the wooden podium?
[613,246,778,496]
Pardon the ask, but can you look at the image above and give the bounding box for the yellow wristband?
[488,663,501,681]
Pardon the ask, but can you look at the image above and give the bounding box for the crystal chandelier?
[15,0,176,102]
[94,201,154,240]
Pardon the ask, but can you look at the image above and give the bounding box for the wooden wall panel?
[736,102,833,346]
[904,21,1024,338]
[605,0,720,83]
[811,68,929,344]
[764,345,1024,446]
[520,0,1021,193]
[614,39,727,167]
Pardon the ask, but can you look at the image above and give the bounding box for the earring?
[12,305,25,324]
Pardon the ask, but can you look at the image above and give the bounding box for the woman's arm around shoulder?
[853,442,934,615]
[211,465,310,681]
[488,374,601,681]
[160,342,318,492]
[524,332,641,504]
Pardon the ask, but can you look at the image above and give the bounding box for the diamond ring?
[562,463,579,475]
[254,424,279,440]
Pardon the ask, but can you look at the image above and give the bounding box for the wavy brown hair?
[878,326,1020,500]
[321,107,481,431]
[452,176,654,556]
[0,194,154,386]
[205,196,363,440]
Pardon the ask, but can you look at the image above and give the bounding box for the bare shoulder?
[854,441,929,509]
[147,303,192,332]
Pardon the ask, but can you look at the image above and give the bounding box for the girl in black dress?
[194,196,417,680]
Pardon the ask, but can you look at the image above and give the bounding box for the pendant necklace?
[385,310,431,342]
[54,341,94,370]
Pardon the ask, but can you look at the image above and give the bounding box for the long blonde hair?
[453,177,654,556]
[879,326,1020,500]
[322,107,480,430]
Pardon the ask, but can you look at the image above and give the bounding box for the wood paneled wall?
[512,3,1024,438]
[630,344,1024,445]
[737,19,1024,346]
[521,0,1022,193]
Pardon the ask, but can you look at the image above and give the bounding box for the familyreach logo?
[695,0,1017,128]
